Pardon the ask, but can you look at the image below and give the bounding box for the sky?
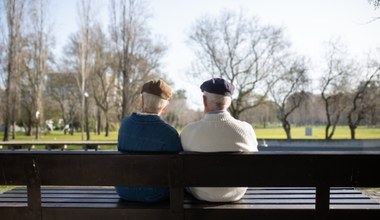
[51,0,380,109]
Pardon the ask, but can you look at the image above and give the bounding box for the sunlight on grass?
[10,131,118,141]
[254,126,380,139]
[0,186,15,193]
[1,126,379,141]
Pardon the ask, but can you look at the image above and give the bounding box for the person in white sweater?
[180,78,258,202]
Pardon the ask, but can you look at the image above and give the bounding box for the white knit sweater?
[180,111,258,202]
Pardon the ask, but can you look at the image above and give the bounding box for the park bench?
[1,151,380,220]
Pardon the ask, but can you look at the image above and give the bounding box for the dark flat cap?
[141,79,172,100]
[200,78,234,96]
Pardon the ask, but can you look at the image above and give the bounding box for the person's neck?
[206,110,226,114]
[139,111,160,116]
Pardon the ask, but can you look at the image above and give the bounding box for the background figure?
[180,78,258,202]
[116,79,182,202]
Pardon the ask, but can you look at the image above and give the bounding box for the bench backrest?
[1,151,380,219]
[180,152,380,187]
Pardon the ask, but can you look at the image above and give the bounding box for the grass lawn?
[0,125,379,141]
[0,186,15,193]
[253,126,380,139]
[11,131,118,141]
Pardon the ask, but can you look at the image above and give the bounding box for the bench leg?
[315,186,330,220]
[25,158,42,220]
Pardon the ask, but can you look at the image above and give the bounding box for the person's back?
[116,79,182,202]
[180,111,256,152]
[180,78,258,202]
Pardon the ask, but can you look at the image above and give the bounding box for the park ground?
[3,125,379,142]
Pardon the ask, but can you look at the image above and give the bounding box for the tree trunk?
[12,121,16,140]
[85,98,90,141]
[105,113,109,137]
[122,69,129,118]
[282,120,292,140]
[27,115,33,136]
[95,107,100,135]
[105,121,109,137]
[349,125,356,140]
[325,124,331,140]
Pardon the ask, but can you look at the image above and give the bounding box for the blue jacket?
[116,112,182,202]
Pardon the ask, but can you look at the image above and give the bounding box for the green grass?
[1,125,379,142]
[0,131,119,150]
[0,186,15,193]
[253,126,380,139]
[11,131,118,141]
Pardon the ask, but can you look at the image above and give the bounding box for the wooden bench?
[1,151,380,220]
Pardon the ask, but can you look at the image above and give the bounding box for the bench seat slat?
[2,187,379,210]
[184,209,380,220]
[42,208,175,220]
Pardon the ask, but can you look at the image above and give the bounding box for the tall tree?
[346,54,380,139]
[89,24,115,136]
[2,0,26,141]
[363,78,380,125]
[188,10,288,119]
[75,0,93,140]
[320,39,353,140]
[21,0,53,139]
[269,56,309,139]
[109,0,166,118]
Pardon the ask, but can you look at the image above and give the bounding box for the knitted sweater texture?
[116,112,182,202]
[180,111,258,202]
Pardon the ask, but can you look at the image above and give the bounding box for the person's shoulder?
[120,113,136,122]
[229,116,251,126]
[181,120,202,132]
[228,117,255,133]
[119,115,133,128]
[159,120,180,135]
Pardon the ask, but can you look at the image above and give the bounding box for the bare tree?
[109,0,166,118]
[45,72,80,135]
[72,0,94,140]
[364,78,380,125]
[188,10,289,119]
[89,24,116,137]
[320,39,353,140]
[346,55,380,139]
[21,0,53,139]
[269,56,309,139]
[2,0,26,141]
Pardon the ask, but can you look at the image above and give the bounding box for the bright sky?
[51,0,380,109]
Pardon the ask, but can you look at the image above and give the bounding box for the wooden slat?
[184,209,316,220]
[0,152,173,186]
[42,207,174,220]
[181,152,380,187]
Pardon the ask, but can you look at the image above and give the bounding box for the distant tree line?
[0,0,379,141]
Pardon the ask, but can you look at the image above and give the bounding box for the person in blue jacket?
[116,79,182,202]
